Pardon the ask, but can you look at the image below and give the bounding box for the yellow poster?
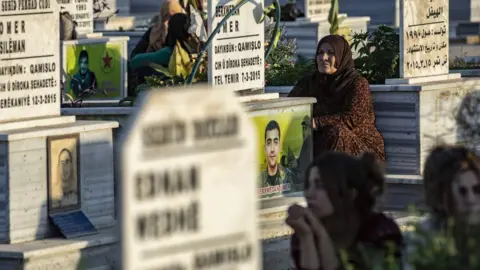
[252,108,313,198]
[64,42,123,102]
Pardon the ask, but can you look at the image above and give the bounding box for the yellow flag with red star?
[100,48,115,74]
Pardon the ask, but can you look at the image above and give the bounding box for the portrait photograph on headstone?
[47,135,80,213]
[253,108,312,198]
[62,41,127,103]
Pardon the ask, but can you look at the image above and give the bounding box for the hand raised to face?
[286,204,312,236]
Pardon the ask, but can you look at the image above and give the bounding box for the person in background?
[147,0,185,53]
[423,145,480,228]
[127,0,185,96]
[404,145,480,269]
[287,152,403,270]
[130,13,192,71]
[288,35,385,161]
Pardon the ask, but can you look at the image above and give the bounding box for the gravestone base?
[372,77,480,175]
[0,228,117,269]
[0,116,118,244]
[385,73,462,85]
[259,193,305,270]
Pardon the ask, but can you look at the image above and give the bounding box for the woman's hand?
[312,118,317,130]
[286,204,312,237]
[302,208,339,270]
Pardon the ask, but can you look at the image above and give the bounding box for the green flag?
[328,0,339,34]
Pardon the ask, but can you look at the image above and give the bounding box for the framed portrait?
[47,135,81,214]
[61,38,128,104]
[252,105,313,199]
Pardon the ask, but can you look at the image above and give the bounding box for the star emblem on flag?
[100,49,115,73]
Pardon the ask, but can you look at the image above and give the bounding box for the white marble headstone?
[58,0,94,34]
[304,0,331,20]
[0,0,61,123]
[118,86,259,270]
[400,0,449,78]
[208,0,265,91]
[472,0,480,21]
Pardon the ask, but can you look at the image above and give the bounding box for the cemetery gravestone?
[400,0,449,78]
[58,0,94,34]
[0,1,60,122]
[119,86,259,270]
[208,0,265,91]
[304,0,331,20]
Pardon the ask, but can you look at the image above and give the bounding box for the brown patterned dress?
[288,35,385,161]
[289,74,385,161]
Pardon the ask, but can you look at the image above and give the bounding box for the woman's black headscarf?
[289,35,360,106]
[164,13,190,48]
[314,35,360,103]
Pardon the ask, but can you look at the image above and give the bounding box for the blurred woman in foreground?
[287,152,403,270]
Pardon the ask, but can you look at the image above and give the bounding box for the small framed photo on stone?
[47,135,80,214]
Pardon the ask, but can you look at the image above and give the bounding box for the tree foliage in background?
[407,219,480,270]
[265,20,315,86]
[350,26,400,84]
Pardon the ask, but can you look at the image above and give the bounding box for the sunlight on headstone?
[118,85,260,270]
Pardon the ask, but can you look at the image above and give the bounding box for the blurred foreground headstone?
[118,85,259,270]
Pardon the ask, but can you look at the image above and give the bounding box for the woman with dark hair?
[288,35,385,161]
[404,146,480,269]
[423,145,480,227]
[287,152,403,269]
[130,13,192,70]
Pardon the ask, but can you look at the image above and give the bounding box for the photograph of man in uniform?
[49,137,79,212]
[259,120,294,196]
[70,49,98,96]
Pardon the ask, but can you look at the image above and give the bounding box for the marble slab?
[118,86,260,269]
[0,1,61,122]
[208,0,265,91]
[400,0,449,78]
[58,0,94,34]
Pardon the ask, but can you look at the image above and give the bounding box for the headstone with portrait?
[207,0,265,92]
[118,86,259,270]
[386,0,461,84]
[0,0,118,252]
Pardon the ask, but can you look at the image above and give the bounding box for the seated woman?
[288,35,385,161]
[287,152,403,270]
[130,13,191,70]
[127,0,184,96]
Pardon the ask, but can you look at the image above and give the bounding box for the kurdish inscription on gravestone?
[57,0,93,34]
[400,0,449,78]
[0,0,60,122]
[208,0,264,91]
[119,86,259,270]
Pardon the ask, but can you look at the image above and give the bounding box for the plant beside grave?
[264,22,315,86]
[350,26,401,84]
[407,222,480,270]
[450,56,480,70]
